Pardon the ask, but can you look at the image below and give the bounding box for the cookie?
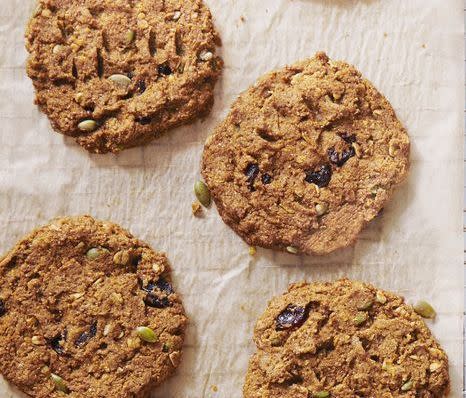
[202,52,409,255]
[244,279,450,398]
[0,216,187,398]
[26,0,222,153]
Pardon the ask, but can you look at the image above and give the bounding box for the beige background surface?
[0,0,463,396]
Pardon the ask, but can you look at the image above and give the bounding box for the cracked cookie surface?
[244,279,450,398]
[202,52,409,255]
[0,215,186,398]
[26,0,222,153]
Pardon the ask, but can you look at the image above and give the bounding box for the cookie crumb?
[211,384,218,392]
[192,201,203,216]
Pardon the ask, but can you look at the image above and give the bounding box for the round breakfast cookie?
[0,216,187,398]
[244,279,450,398]
[201,52,409,255]
[25,0,222,153]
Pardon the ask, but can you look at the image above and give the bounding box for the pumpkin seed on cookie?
[136,326,158,343]
[313,392,330,398]
[353,311,368,325]
[86,247,108,260]
[108,74,131,88]
[199,50,213,61]
[125,29,135,44]
[51,373,68,393]
[315,203,328,216]
[78,119,98,132]
[401,380,413,391]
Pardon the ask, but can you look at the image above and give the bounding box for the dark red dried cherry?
[75,320,97,348]
[304,164,332,187]
[276,304,308,330]
[245,163,260,191]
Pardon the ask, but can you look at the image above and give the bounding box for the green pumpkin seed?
[108,74,131,88]
[51,373,68,393]
[86,247,107,260]
[401,380,413,391]
[286,246,299,254]
[162,343,171,352]
[313,392,330,398]
[357,298,373,311]
[382,360,394,372]
[315,203,328,216]
[199,50,213,61]
[126,30,135,44]
[353,311,368,326]
[78,119,98,132]
[136,326,158,343]
[194,180,211,207]
[31,336,42,345]
[413,300,436,319]
[375,291,387,304]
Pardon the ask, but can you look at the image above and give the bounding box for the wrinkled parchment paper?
[0,0,463,396]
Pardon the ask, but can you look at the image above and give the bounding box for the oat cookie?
[244,279,450,398]
[0,216,187,398]
[202,52,409,255]
[26,0,222,153]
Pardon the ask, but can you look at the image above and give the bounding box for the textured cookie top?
[244,279,449,398]
[0,216,186,398]
[26,0,222,153]
[202,52,409,255]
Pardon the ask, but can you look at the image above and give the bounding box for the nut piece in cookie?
[202,52,410,255]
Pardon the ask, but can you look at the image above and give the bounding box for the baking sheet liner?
[0,0,463,396]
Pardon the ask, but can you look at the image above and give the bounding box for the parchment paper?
[0,0,463,396]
